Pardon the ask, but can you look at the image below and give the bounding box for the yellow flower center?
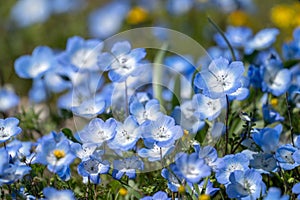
[270,5,294,29]
[184,130,189,136]
[270,98,278,107]
[126,6,148,25]
[53,149,66,159]
[199,194,210,200]
[119,187,128,196]
[178,185,185,193]
[228,10,248,26]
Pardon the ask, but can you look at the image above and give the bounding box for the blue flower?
[43,187,75,200]
[10,0,51,27]
[108,116,141,151]
[262,104,284,124]
[226,169,266,200]
[214,26,252,49]
[248,65,262,88]
[88,1,130,39]
[77,155,110,184]
[172,99,205,134]
[130,99,163,125]
[216,153,249,185]
[161,168,181,192]
[292,183,300,200]
[112,156,143,180]
[58,36,103,72]
[170,152,211,183]
[275,144,299,170]
[141,191,170,200]
[0,148,31,186]
[264,187,289,200]
[0,87,19,112]
[194,57,245,99]
[142,115,183,147]
[166,0,193,15]
[260,58,292,96]
[14,46,56,79]
[50,0,85,14]
[77,118,117,146]
[138,143,175,162]
[194,144,220,171]
[164,55,195,76]
[70,143,98,161]
[252,124,282,153]
[282,27,300,60]
[0,117,22,143]
[192,179,220,197]
[34,135,75,180]
[71,98,106,119]
[98,41,146,82]
[246,28,279,54]
[246,151,277,173]
[192,93,225,121]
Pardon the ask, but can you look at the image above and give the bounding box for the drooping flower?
[98,41,146,82]
[194,57,245,99]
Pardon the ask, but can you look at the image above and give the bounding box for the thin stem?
[285,92,295,146]
[125,79,129,117]
[160,147,164,168]
[86,177,90,199]
[224,95,230,156]
[3,142,6,150]
[207,17,236,61]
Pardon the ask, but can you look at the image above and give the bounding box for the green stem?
[285,92,295,146]
[207,17,236,61]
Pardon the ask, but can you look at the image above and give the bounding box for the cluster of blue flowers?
[2,3,300,197]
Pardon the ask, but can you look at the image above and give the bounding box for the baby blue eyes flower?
[77,156,110,184]
[192,93,225,121]
[246,28,279,54]
[0,87,19,112]
[138,143,175,162]
[275,144,299,170]
[130,99,163,125]
[264,187,289,200]
[292,183,300,200]
[14,46,56,79]
[0,117,22,143]
[261,58,292,96]
[11,0,51,27]
[142,115,183,147]
[98,41,147,82]
[141,191,170,200]
[214,26,253,49]
[58,36,103,72]
[226,169,266,200]
[43,187,75,200]
[282,27,300,60]
[194,57,245,99]
[108,115,141,151]
[252,124,282,153]
[170,153,211,183]
[112,156,144,180]
[262,104,284,124]
[77,118,117,146]
[88,1,130,39]
[216,153,249,185]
